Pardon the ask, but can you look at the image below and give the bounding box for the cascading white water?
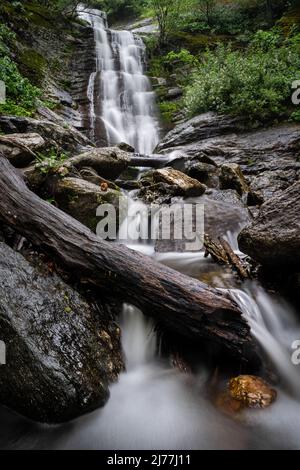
[78,7,159,154]
[231,285,300,397]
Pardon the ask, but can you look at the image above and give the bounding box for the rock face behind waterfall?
[0,242,123,423]
[156,113,300,202]
[238,182,300,268]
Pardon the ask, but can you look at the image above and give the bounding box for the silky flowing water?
[1,7,300,451]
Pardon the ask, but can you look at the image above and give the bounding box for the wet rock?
[157,114,300,201]
[153,168,206,197]
[238,182,300,268]
[116,142,135,153]
[228,375,277,408]
[136,168,206,205]
[169,156,219,187]
[156,112,247,152]
[167,87,183,100]
[220,163,249,196]
[155,190,250,253]
[79,167,119,190]
[51,177,125,232]
[66,147,131,180]
[0,133,46,167]
[0,242,123,423]
[215,390,244,415]
[0,115,92,153]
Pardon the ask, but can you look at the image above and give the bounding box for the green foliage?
[0,24,16,55]
[0,100,33,117]
[0,56,42,116]
[35,148,69,174]
[250,28,283,51]
[185,33,300,121]
[291,109,300,122]
[159,100,180,123]
[164,49,197,66]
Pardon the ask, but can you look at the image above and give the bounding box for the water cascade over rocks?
[78,7,159,153]
[1,7,300,452]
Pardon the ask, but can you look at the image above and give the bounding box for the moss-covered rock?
[53,177,125,232]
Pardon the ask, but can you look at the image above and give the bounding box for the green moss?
[170,31,229,53]
[19,48,47,85]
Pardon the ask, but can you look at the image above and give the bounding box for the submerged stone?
[228,375,277,409]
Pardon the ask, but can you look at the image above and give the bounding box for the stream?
[0,7,300,451]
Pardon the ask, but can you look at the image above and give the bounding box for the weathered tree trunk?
[204,234,250,281]
[0,155,258,363]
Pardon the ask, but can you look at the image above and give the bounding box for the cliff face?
[0,1,96,141]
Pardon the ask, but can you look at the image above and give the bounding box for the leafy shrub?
[250,28,283,51]
[35,148,68,174]
[0,24,16,55]
[164,49,197,66]
[0,56,41,115]
[159,101,180,123]
[185,35,300,121]
[291,110,300,122]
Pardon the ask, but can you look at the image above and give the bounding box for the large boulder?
[0,133,46,167]
[155,189,250,253]
[51,177,125,232]
[0,242,123,423]
[66,147,131,180]
[238,182,300,267]
[137,168,206,204]
[153,168,206,197]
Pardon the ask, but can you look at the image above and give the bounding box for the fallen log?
[0,155,258,363]
[204,234,250,281]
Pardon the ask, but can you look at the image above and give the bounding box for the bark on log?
[204,234,250,281]
[0,156,258,363]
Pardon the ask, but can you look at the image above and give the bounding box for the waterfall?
[78,7,159,154]
[230,285,300,396]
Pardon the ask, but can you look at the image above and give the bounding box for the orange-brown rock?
[229,375,277,408]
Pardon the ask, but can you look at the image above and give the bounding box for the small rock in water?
[219,163,249,196]
[228,375,277,409]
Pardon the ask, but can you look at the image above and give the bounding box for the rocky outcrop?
[66,147,131,180]
[0,115,92,154]
[238,182,300,268]
[51,177,125,232]
[156,112,247,152]
[0,242,123,423]
[0,133,46,167]
[157,113,300,201]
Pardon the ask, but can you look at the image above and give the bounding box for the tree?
[195,0,217,26]
[150,0,189,46]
